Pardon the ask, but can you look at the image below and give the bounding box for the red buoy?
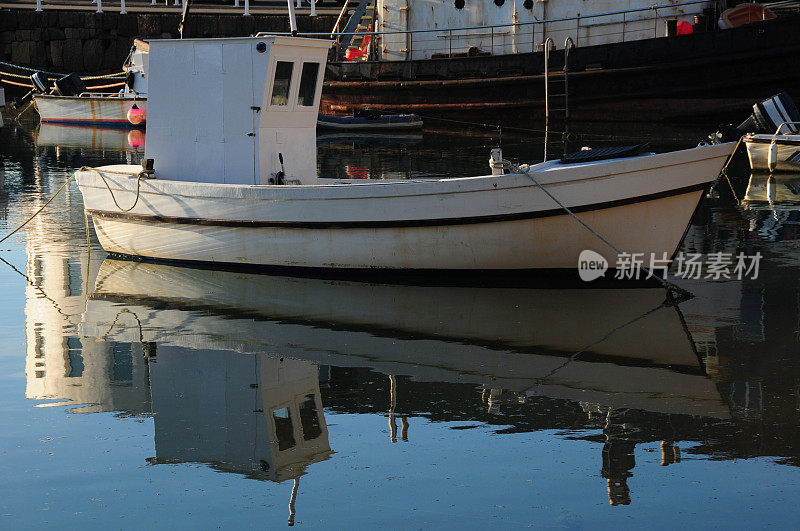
[127,105,146,126]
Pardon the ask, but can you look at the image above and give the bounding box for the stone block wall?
[0,9,337,74]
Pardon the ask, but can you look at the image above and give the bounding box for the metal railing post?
[564,37,573,122]
[491,26,494,54]
[622,12,626,42]
[544,37,552,124]
[95,0,102,13]
[449,29,452,57]
[654,6,658,38]
[35,0,42,11]
[244,0,251,16]
[120,0,126,15]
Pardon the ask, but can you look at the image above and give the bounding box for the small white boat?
[745,125,800,173]
[76,35,734,272]
[729,92,800,172]
[33,39,148,128]
[317,111,423,130]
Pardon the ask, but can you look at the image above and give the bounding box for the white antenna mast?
[287,0,298,35]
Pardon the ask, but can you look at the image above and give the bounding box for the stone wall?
[0,9,337,73]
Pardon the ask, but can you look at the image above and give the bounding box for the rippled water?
[2,122,800,527]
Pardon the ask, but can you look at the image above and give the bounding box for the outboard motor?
[712,92,800,142]
[737,92,800,134]
[13,71,52,107]
[30,72,52,94]
[52,73,87,97]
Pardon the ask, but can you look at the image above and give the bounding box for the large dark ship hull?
[322,14,800,123]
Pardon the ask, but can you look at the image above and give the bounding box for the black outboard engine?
[30,72,52,94]
[13,71,52,107]
[712,92,800,142]
[52,73,87,97]
[737,92,800,134]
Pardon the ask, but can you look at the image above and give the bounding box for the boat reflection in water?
[33,123,145,164]
[70,258,731,506]
[741,172,800,210]
[81,259,726,419]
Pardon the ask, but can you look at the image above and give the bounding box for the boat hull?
[76,143,732,270]
[745,136,800,172]
[34,95,147,128]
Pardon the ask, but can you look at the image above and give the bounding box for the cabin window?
[65,336,84,378]
[298,394,322,440]
[111,343,133,382]
[270,61,294,106]
[273,407,297,451]
[297,62,320,107]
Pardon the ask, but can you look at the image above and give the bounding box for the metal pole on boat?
[120,0,126,15]
[287,0,298,35]
[35,0,42,11]
[95,0,102,14]
[310,0,316,17]
[244,0,250,16]
[234,0,240,7]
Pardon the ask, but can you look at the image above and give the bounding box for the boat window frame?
[268,59,296,109]
[296,61,322,108]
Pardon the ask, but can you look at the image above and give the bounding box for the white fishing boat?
[33,40,148,128]
[75,34,734,272]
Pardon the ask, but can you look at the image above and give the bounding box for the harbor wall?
[0,9,337,74]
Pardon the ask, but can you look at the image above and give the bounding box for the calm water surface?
[1,122,800,528]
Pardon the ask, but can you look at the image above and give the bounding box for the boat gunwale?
[76,142,732,203]
[34,94,147,103]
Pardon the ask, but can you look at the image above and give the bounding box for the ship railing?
[259,0,717,61]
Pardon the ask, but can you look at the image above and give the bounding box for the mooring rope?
[0,174,76,245]
[0,167,145,246]
[0,59,126,79]
[81,167,146,212]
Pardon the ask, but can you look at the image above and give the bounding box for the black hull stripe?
[86,182,708,229]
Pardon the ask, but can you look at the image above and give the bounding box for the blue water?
[2,122,800,528]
